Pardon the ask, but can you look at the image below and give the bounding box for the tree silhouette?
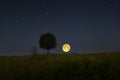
[39,32,57,54]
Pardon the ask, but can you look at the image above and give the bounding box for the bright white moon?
[62,43,71,52]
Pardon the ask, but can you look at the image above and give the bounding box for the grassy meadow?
[0,52,120,80]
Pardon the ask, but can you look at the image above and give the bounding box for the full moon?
[62,43,71,52]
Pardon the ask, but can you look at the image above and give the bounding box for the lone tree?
[39,32,57,54]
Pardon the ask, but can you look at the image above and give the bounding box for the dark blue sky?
[0,0,120,55]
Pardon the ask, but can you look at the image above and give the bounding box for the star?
[22,17,25,21]
[46,12,49,16]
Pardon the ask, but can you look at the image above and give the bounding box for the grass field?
[0,52,120,80]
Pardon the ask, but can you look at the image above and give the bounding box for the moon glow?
[62,43,71,52]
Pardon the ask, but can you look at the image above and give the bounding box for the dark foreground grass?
[0,52,120,80]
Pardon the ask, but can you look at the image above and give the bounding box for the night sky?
[0,0,120,55]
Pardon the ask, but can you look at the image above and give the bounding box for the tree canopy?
[39,32,57,54]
